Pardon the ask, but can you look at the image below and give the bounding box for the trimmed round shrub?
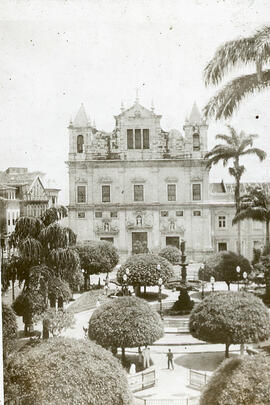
[159,246,181,264]
[190,291,270,357]
[77,241,119,275]
[5,337,132,405]
[199,251,252,289]
[117,253,173,286]
[13,290,46,319]
[200,354,270,405]
[89,296,164,350]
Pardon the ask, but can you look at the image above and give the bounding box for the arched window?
[77,135,84,153]
[136,215,142,226]
[193,133,200,151]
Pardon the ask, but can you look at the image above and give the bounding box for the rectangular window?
[95,211,102,218]
[78,212,85,219]
[192,184,201,201]
[218,242,227,251]
[218,216,226,228]
[127,129,133,149]
[77,186,86,203]
[134,185,144,201]
[193,134,200,151]
[135,129,142,149]
[161,211,168,217]
[110,212,117,218]
[100,237,114,244]
[143,129,150,149]
[193,210,201,216]
[102,185,110,203]
[176,210,183,217]
[7,213,10,226]
[12,213,15,225]
[168,184,176,201]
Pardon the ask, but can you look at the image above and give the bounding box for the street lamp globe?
[158,277,163,286]
[243,271,247,279]
[236,265,241,274]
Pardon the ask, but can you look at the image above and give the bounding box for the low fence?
[134,396,199,405]
[189,369,211,390]
[128,366,156,392]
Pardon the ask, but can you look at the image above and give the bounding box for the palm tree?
[204,25,270,120]
[205,126,266,254]
[233,185,270,248]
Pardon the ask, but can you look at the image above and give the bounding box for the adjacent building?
[67,99,266,261]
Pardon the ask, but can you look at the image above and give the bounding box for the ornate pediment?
[165,177,178,183]
[160,218,185,235]
[76,177,87,183]
[94,220,119,235]
[131,177,146,183]
[126,211,153,230]
[98,176,113,184]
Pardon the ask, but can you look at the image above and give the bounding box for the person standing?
[167,349,174,370]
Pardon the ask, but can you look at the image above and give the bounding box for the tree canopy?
[117,253,173,287]
[200,354,270,405]
[158,246,181,264]
[2,304,17,358]
[199,251,252,289]
[89,296,164,352]
[190,291,270,357]
[204,126,266,255]
[204,25,270,120]
[77,241,119,276]
[5,338,132,405]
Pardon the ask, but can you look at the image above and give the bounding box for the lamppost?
[122,267,130,296]
[236,266,241,291]
[201,263,205,299]
[243,271,248,291]
[82,268,87,291]
[210,276,215,292]
[158,277,163,319]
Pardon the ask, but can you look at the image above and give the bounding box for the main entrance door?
[132,232,148,253]
[166,236,180,249]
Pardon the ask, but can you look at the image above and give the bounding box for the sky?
[0,0,270,203]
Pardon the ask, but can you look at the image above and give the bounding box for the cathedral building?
[67,98,266,262]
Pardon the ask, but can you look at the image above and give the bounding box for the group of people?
[129,346,174,374]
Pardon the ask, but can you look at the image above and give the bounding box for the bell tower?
[183,102,208,155]
[68,103,92,158]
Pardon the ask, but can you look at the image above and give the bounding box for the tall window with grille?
[102,185,110,203]
[77,185,86,203]
[134,185,144,201]
[127,129,150,149]
[167,184,176,201]
[192,184,201,201]
[218,216,226,228]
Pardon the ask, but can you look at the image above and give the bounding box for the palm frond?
[255,25,270,64]
[15,217,44,240]
[203,70,270,120]
[18,237,42,263]
[215,134,236,145]
[241,147,267,161]
[233,207,267,224]
[41,206,68,227]
[48,247,80,272]
[204,36,257,86]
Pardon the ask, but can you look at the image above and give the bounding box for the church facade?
[67,99,266,262]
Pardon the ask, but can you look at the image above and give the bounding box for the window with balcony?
[192,184,201,201]
[134,185,144,201]
[77,186,86,203]
[168,184,176,201]
[102,185,110,203]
